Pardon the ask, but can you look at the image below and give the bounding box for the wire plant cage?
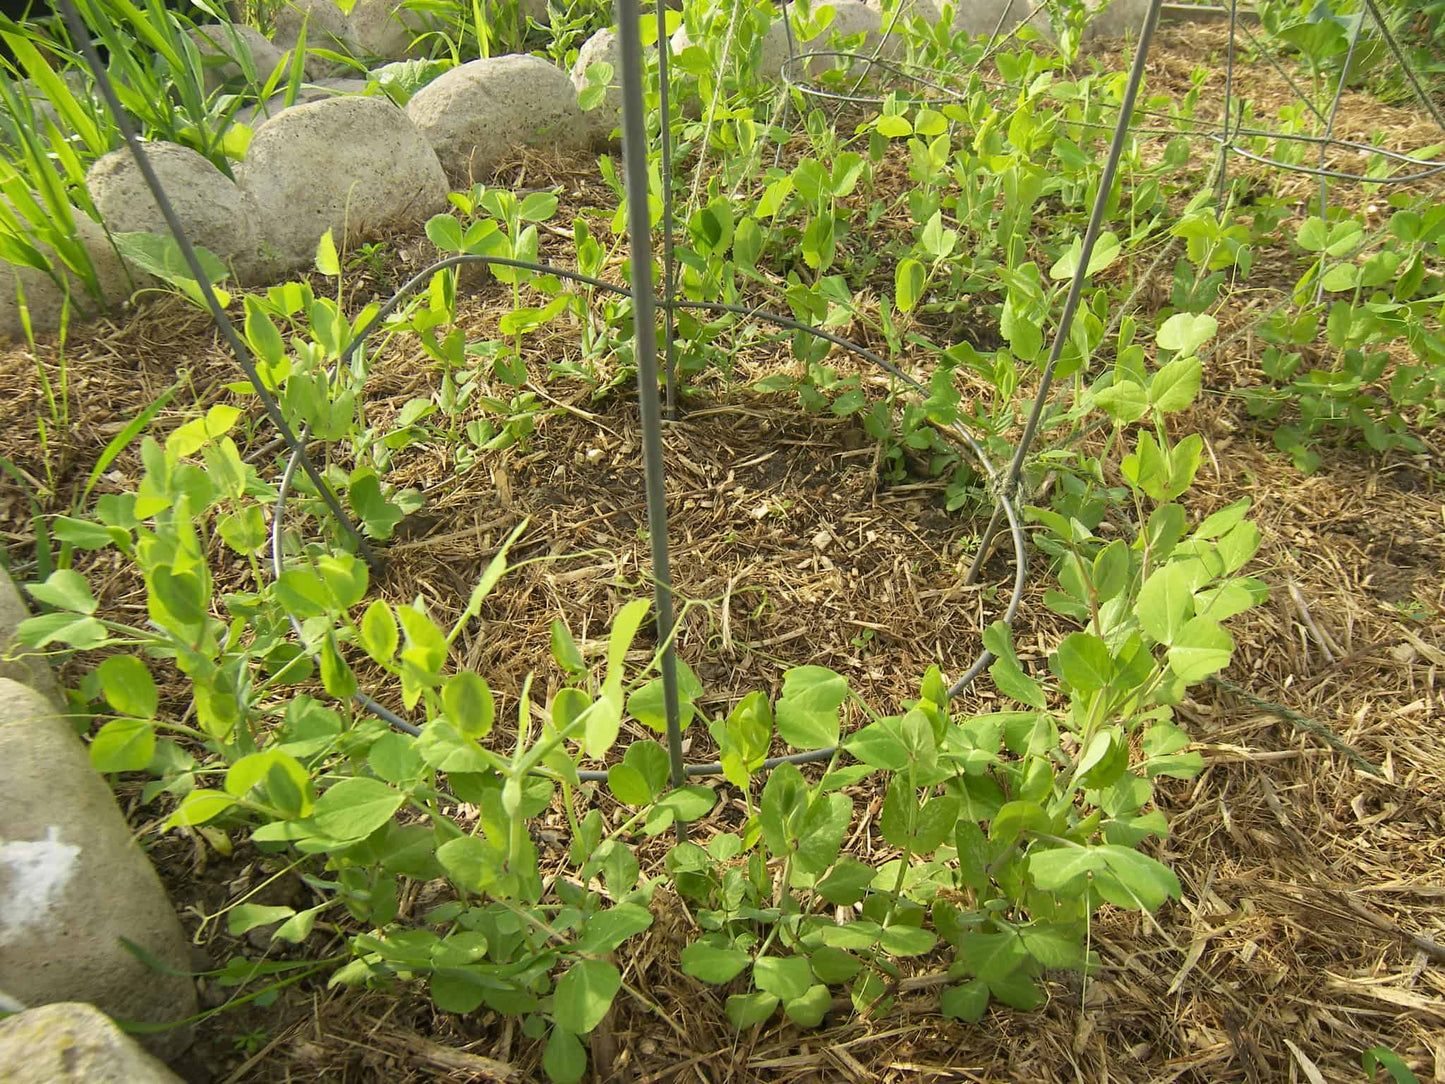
[50,0,1442,800]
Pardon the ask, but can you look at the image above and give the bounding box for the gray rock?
[673,0,891,85]
[186,23,285,92]
[0,1002,184,1082]
[8,72,92,132]
[87,142,268,285]
[238,95,448,270]
[867,0,1143,43]
[0,207,146,343]
[0,679,196,1062]
[571,29,622,147]
[1080,0,1152,40]
[345,0,424,58]
[247,77,371,126]
[0,565,61,707]
[271,0,358,77]
[866,0,1053,40]
[406,54,589,184]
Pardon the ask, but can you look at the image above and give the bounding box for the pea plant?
[10,285,1268,1082]
[25,0,1441,1076]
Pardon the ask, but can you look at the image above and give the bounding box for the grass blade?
[80,380,180,508]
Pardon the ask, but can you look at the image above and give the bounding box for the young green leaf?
[26,570,97,614]
[1166,617,1233,682]
[543,1026,587,1084]
[89,718,156,773]
[315,230,341,276]
[681,938,751,984]
[442,672,494,739]
[815,856,877,906]
[879,924,937,956]
[574,904,653,956]
[753,955,812,1000]
[550,619,586,674]
[1362,1046,1422,1084]
[607,598,652,676]
[784,984,832,1027]
[162,789,236,830]
[96,655,158,718]
[776,666,848,750]
[312,778,405,842]
[725,991,779,1029]
[895,257,925,313]
[807,945,863,984]
[940,978,991,1022]
[1149,355,1202,413]
[360,600,399,664]
[1155,312,1218,356]
[1053,633,1114,692]
[553,959,621,1035]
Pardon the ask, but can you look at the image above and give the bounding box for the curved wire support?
[776,12,1445,187]
[269,249,1029,778]
[65,0,1054,787]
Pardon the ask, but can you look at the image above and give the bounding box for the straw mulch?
[1,23,1443,1084]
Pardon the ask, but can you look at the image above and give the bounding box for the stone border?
[0,567,198,1064]
[0,1,1245,341]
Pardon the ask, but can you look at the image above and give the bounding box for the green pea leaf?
[96,655,158,718]
[1028,844,1107,891]
[228,903,295,936]
[312,778,405,842]
[626,660,703,733]
[895,257,925,313]
[359,600,399,664]
[879,924,937,956]
[553,958,620,1035]
[1155,312,1217,356]
[575,904,653,955]
[315,229,341,276]
[681,938,751,984]
[1362,1045,1423,1084]
[26,569,97,614]
[543,1026,587,1084]
[724,991,779,1029]
[550,619,586,674]
[368,732,425,784]
[815,856,876,906]
[1149,355,1202,413]
[162,788,235,830]
[89,718,156,773]
[442,672,494,739]
[807,945,863,984]
[776,666,848,750]
[1054,632,1114,692]
[753,954,812,1001]
[1097,845,1181,909]
[940,978,991,1022]
[1093,378,1149,423]
[784,984,832,1028]
[436,835,503,894]
[1135,562,1197,645]
[606,598,651,676]
[794,791,852,875]
[1166,617,1233,683]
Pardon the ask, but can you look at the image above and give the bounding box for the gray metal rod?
[615,0,687,798]
[965,0,1164,587]
[1314,11,1365,306]
[1216,0,1238,205]
[656,0,680,420]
